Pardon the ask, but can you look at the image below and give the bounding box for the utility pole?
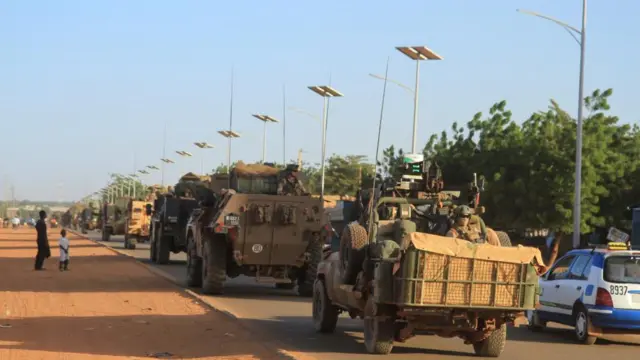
[297,148,304,169]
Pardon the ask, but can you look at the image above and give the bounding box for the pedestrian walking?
[34,210,50,270]
[58,229,69,271]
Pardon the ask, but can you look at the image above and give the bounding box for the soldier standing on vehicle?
[445,205,499,246]
[277,168,308,196]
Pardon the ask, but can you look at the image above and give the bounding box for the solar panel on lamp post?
[307,85,344,201]
[395,46,443,155]
[194,142,214,175]
[251,114,279,163]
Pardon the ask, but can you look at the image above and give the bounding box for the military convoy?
[183,162,325,296]
[312,157,543,357]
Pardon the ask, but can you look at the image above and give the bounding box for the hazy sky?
[1,0,638,201]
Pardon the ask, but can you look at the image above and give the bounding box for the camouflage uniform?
[446,205,492,244]
[277,167,308,196]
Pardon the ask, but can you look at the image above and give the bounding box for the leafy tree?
[324,155,375,196]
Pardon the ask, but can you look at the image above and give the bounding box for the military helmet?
[455,205,473,217]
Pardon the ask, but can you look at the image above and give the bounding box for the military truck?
[149,173,204,264]
[101,199,127,241]
[185,162,326,296]
[122,199,153,249]
[312,159,543,357]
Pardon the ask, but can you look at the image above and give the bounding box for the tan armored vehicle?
[123,199,153,249]
[185,162,326,296]
[313,159,543,357]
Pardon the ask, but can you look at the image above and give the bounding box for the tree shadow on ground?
[0,313,294,359]
[510,324,640,346]
[0,255,181,293]
[238,315,474,357]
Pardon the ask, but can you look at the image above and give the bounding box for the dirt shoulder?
[0,227,304,359]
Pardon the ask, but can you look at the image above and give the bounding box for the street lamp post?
[395,46,443,154]
[251,114,279,163]
[218,130,241,188]
[128,174,138,199]
[369,73,414,94]
[307,85,344,201]
[517,0,587,248]
[194,142,214,175]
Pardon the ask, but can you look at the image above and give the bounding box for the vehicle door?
[538,254,577,324]
[555,254,593,312]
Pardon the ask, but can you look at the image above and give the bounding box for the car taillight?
[596,287,613,307]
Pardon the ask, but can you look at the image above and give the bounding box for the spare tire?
[340,222,368,285]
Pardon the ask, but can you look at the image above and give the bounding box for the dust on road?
[0,228,306,360]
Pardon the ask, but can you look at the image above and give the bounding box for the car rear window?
[605,255,640,284]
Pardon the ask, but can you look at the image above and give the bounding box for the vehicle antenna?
[366,56,390,242]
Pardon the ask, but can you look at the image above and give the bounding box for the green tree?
[324,155,375,196]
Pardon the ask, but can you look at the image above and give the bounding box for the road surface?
[0,228,301,360]
[88,231,640,360]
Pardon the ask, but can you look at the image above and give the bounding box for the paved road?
[87,231,640,360]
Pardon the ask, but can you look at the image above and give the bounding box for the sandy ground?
[0,227,304,360]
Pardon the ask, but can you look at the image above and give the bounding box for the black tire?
[156,227,171,265]
[340,223,368,285]
[495,231,512,247]
[101,228,109,242]
[298,237,323,297]
[363,297,395,355]
[574,305,597,345]
[201,236,226,295]
[312,280,339,333]
[150,236,157,262]
[527,310,546,332]
[123,233,130,249]
[473,325,507,357]
[186,235,203,287]
[276,282,295,290]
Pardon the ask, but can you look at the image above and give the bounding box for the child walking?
[58,229,69,271]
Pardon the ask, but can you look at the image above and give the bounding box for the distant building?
[6,208,19,218]
[50,206,69,213]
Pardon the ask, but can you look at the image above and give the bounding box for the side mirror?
[145,205,153,216]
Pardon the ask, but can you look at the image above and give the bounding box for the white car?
[527,243,640,344]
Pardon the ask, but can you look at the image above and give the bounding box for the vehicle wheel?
[201,236,226,295]
[101,229,109,242]
[312,279,339,333]
[156,228,171,265]
[340,223,368,285]
[150,235,157,262]
[186,236,203,287]
[495,231,512,247]
[124,233,130,249]
[526,310,546,332]
[574,305,597,345]
[363,297,395,354]
[276,282,295,290]
[473,325,507,357]
[298,238,323,297]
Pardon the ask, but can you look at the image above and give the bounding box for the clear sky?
[1,0,637,201]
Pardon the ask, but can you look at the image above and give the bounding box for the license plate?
[632,294,640,303]
[224,215,240,226]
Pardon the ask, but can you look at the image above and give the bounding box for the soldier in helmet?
[445,205,499,246]
[277,167,309,196]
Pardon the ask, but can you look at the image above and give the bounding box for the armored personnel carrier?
[185,162,325,296]
[149,173,207,264]
[313,158,543,357]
